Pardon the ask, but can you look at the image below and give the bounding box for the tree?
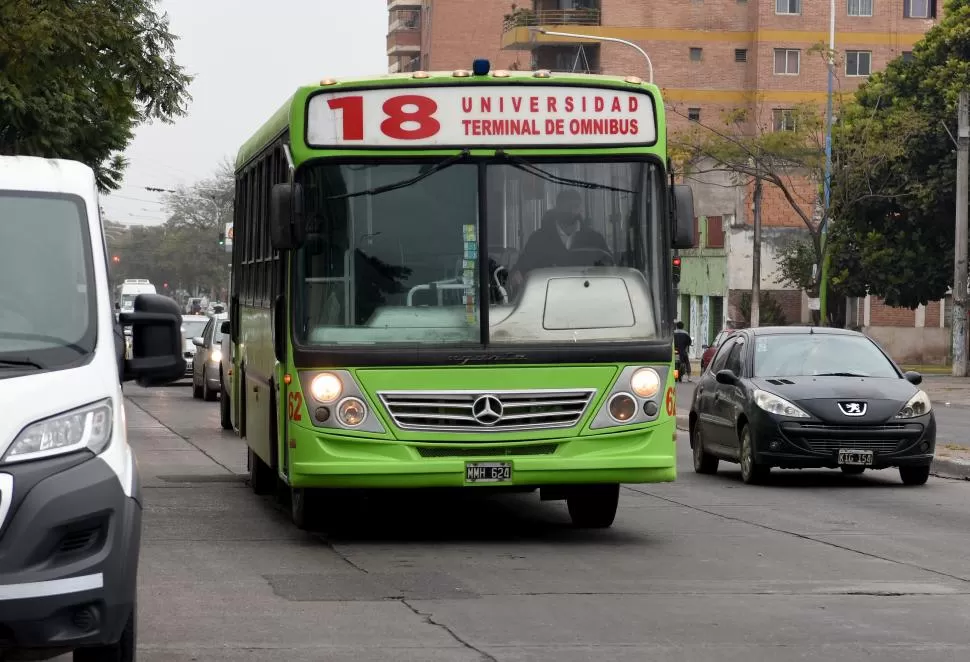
[829,0,970,308]
[106,166,234,297]
[0,0,192,191]
[739,291,788,327]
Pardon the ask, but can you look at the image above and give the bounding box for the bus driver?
[508,189,611,294]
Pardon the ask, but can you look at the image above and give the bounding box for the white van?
[118,280,156,314]
[0,156,184,660]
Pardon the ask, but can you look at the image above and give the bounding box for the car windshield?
[295,159,664,346]
[0,191,97,374]
[181,320,208,339]
[753,334,899,378]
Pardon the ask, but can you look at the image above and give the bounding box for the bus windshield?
[295,159,664,347]
[0,192,97,373]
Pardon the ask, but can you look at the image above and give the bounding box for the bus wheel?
[566,484,620,528]
[290,487,325,531]
[248,448,276,495]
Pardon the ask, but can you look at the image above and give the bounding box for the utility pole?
[952,89,969,377]
[751,173,763,328]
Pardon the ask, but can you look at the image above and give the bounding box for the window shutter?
[903,0,910,18]
[707,216,725,248]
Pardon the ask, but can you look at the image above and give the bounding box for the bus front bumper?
[288,422,677,488]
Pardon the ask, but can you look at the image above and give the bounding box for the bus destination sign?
[305,85,657,148]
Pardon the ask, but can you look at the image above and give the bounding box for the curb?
[674,412,969,481]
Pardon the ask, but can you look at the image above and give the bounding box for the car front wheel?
[692,424,719,474]
[739,425,770,485]
[899,465,930,486]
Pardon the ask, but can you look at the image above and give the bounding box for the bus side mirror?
[270,183,305,250]
[220,320,231,335]
[120,294,185,386]
[671,184,695,249]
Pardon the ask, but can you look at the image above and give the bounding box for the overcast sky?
[101,0,387,226]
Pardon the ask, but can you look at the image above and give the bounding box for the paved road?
[676,380,970,446]
[93,383,970,660]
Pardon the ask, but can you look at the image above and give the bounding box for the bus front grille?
[377,389,596,433]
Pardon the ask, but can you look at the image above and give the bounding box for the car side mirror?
[119,293,185,386]
[270,182,305,250]
[904,371,922,385]
[220,320,231,335]
[671,184,695,249]
[192,336,205,347]
[715,369,738,385]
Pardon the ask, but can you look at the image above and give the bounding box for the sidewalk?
[674,372,970,482]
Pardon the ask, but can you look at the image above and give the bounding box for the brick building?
[386,0,945,360]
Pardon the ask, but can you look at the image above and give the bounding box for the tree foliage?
[107,166,233,297]
[738,291,788,327]
[0,0,192,191]
[829,0,970,307]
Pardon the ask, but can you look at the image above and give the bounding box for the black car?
[688,326,935,485]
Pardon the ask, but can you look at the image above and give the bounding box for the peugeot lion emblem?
[838,401,867,416]
[471,395,504,426]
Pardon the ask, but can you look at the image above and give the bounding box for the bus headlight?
[310,372,343,403]
[630,368,661,398]
[2,400,113,465]
[210,348,223,364]
[607,393,637,422]
[337,397,367,427]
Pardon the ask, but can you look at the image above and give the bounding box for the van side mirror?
[671,184,695,249]
[120,293,185,386]
[270,182,305,250]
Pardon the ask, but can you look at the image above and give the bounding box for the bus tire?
[566,484,620,528]
[248,447,275,495]
[290,487,325,531]
[219,372,232,430]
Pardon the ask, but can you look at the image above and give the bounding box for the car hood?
[751,376,922,424]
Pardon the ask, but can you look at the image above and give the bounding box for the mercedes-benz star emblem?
[471,395,504,426]
[838,401,867,416]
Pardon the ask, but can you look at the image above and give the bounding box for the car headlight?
[310,372,343,403]
[753,389,809,418]
[210,348,223,364]
[895,390,931,419]
[2,400,113,465]
[630,368,661,398]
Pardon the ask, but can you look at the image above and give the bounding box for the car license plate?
[838,449,874,466]
[465,462,512,483]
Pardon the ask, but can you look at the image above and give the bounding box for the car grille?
[780,423,924,454]
[377,389,596,433]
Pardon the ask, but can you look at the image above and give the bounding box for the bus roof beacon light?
[472,59,491,76]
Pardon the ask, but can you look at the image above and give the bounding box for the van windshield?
[0,192,97,374]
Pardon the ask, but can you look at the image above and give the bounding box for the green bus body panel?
[235,71,668,169]
[234,71,677,490]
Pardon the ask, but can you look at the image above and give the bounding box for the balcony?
[388,55,422,74]
[531,44,601,74]
[387,0,421,8]
[501,7,602,51]
[387,8,421,56]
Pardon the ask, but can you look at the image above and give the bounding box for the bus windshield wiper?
[327,150,471,200]
[0,358,44,370]
[496,151,637,195]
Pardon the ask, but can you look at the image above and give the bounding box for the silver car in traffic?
[191,313,228,400]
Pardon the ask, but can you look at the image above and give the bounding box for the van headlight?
[2,400,113,465]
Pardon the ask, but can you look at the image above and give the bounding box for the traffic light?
[672,256,682,285]
[218,231,225,246]
[163,282,169,289]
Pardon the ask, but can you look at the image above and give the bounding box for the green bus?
[226,60,694,530]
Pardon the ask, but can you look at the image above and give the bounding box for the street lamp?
[528,28,654,84]
[818,0,836,325]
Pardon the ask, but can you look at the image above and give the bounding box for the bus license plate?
[838,449,874,466]
[465,462,512,483]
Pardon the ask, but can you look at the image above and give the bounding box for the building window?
[706,216,725,248]
[689,47,703,62]
[775,0,801,14]
[773,48,800,75]
[847,0,873,16]
[845,50,872,76]
[688,107,701,122]
[735,48,748,62]
[903,0,935,18]
[773,108,796,132]
[902,51,915,62]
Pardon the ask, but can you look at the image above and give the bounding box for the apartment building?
[385,0,944,360]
